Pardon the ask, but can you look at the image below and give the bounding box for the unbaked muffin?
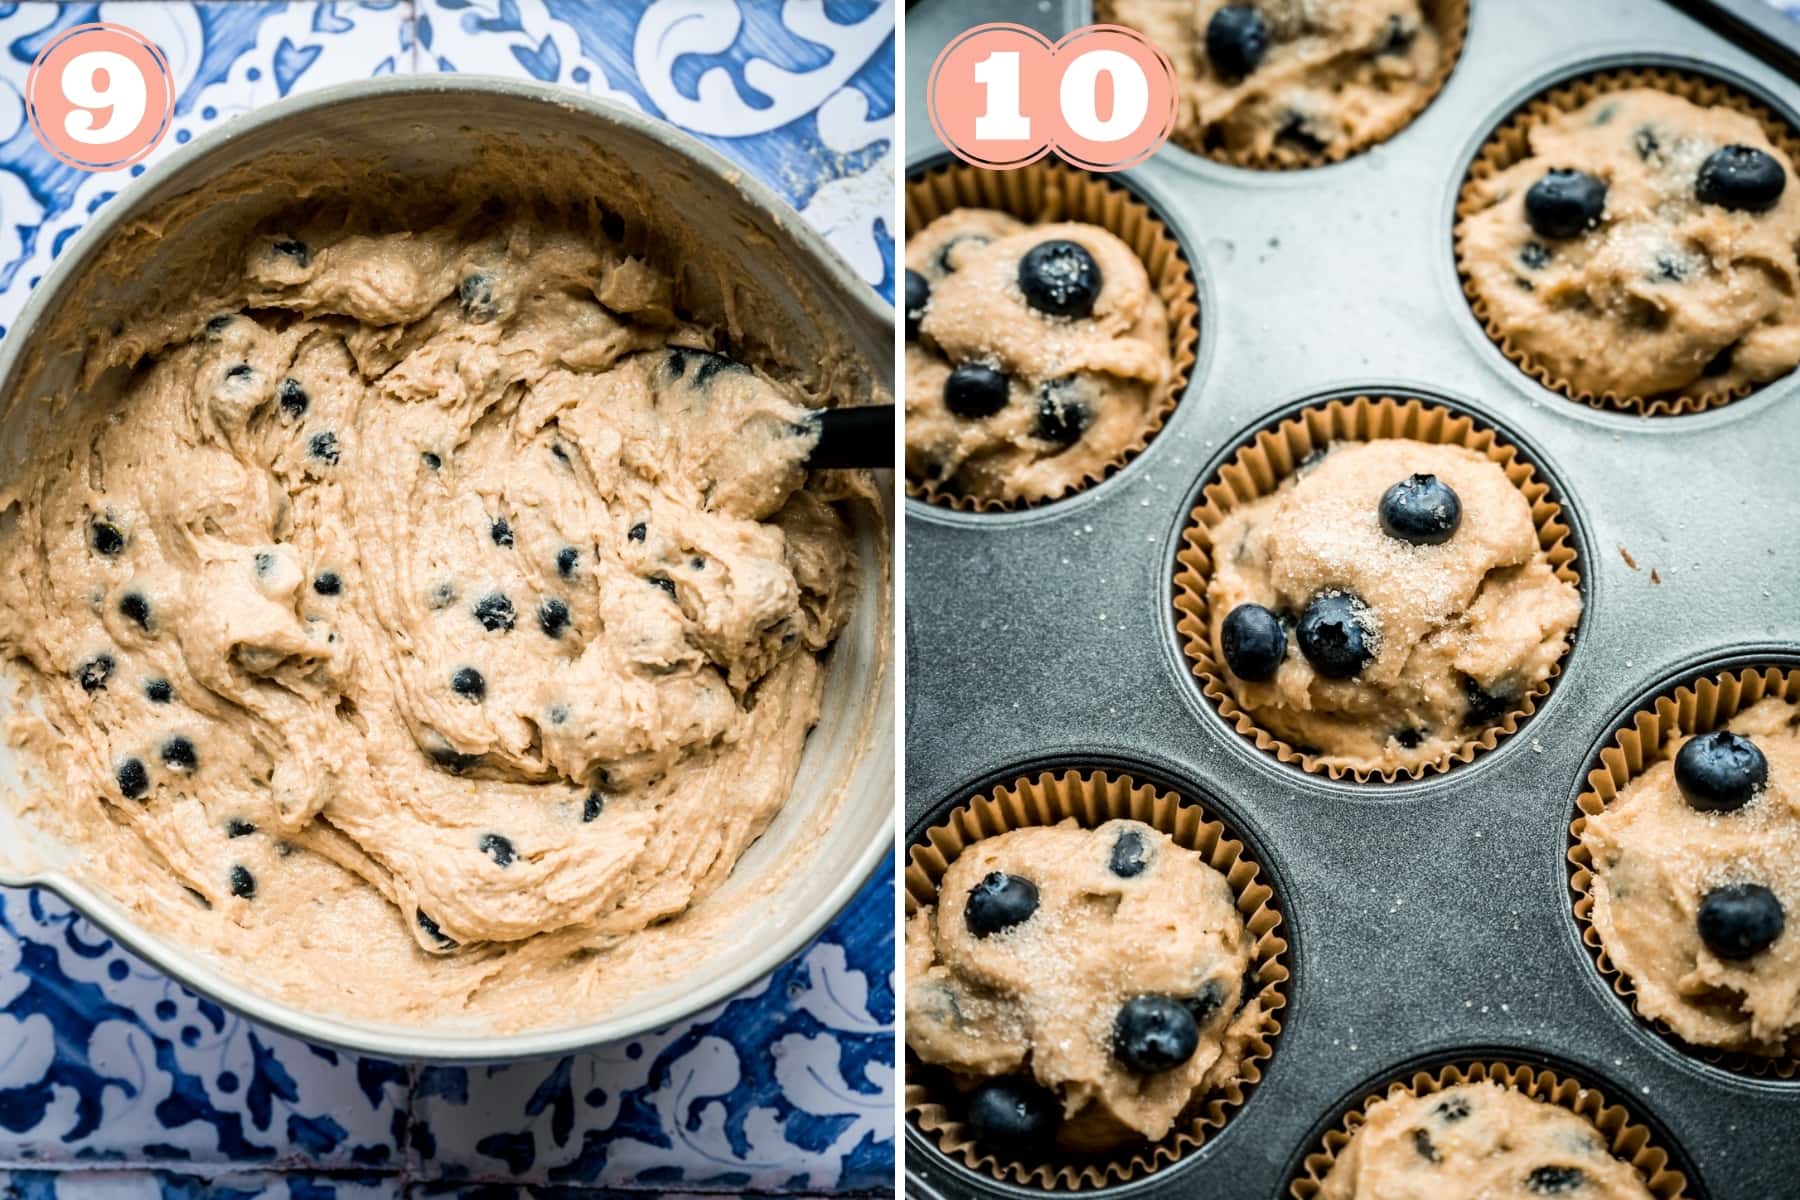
[1319,1082,1653,1199]
[904,210,1170,505]
[1205,438,1580,774]
[1459,88,1800,404]
[1578,696,1800,1055]
[905,820,1259,1152]
[1100,0,1456,164]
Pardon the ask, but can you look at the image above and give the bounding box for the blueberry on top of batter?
[1033,378,1090,446]
[309,431,340,464]
[78,654,115,693]
[537,597,570,638]
[1379,473,1462,545]
[160,736,197,772]
[490,517,513,548]
[118,592,151,631]
[278,378,308,419]
[1108,828,1149,877]
[1698,882,1784,959]
[229,865,256,898]
[556,546,579,577]
[479,832,515,867]
[964,871,1038,937]
[1297,592,1375,679]
[313,571,342,596]
[116,757,149,800]
[944,363,1010,419]
[144,678,172,704]
[1674,729,1765,812]
[1018,240,1101,319]
[1111,994,1199,1073]
[905,269,929,341]
[90,520,124,557]
[966,1077,1060,1148]
[450,666,485,700]
[1221,602,1287,682]
[1524,169,1608,239]
[1205,5,1269,80]
[472,592,515,632]
[1697,144,1786,212]
[271,238,310,266]
[458,272,497,322]
[627,523,647,543]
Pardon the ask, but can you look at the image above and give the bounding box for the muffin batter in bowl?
[1459,88,1800,404]
[1206,439,1580,774]
[1319,1082,1653,1198]
[0,207,867,1026]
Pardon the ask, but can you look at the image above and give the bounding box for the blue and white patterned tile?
[406,866,893,1193]
[0,0,893,1191]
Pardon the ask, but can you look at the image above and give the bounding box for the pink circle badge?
[927,23,1178,172]
[26,22,175,172]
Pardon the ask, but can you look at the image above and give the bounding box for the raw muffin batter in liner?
[1458,80,1800,410]
[1576,690,1800,1059]
[1202,438,1580,775]
[1099,0,1462,165]
[1316,1082,1654,1199]
[905,210,1171,505]
[0,198,870,1025]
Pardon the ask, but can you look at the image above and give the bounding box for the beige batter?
[1579,698,1800,1054]
[904,210,1169,504]
[904,820,1258,1150]
[1461,89,1800,401]
[1102,0,1447,162]
[1207,440,1580,773]
[1319,1082,1653,1199]
[0,213,864,1025]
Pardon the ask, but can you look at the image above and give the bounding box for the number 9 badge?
[927,23,1177,172]
[26,22,175,172]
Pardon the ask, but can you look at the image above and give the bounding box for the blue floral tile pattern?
[0,1,893,1194]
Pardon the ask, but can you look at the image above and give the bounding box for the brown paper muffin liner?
[1288,1059,1692,1199]
[1454,66,1800,415]
[903,160,1200,512]
[1172,394,1582,783]
[1568,666,1800,1076]
[903,768,1288,1190]
[1094,0,1467,170]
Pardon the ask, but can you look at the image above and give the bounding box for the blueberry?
[1520,241,1552,270]
[313,572,341,596]
[417,909,457,948]
[472,592,515,632]
[964,871,1038,937]
[1525,1166,1586,1195]
[253,552,274,577]
[1697,144,1786,212]
[1221,603,1287,682]
[1185,979,1228,1026]
[649,575,676,600]
[1435,1094,1472,1122]
[479,832,515,867]
[1018,240,1101,319]
[1675,730,1766,813]
[1112,995,1200,1073]
[229,865,255,899]
[491,517,513,548]
[278,378,308,419]
[583,792,605,822]
[430,746,482,774]
[451,667,485,700]
[422,451,442,470]
[556,547,579,577]
[933,233,989,275]
[118,592,151,630]
[1704,343,1737,377]
[226,818,255,838]
[1109,829,1149,878]
[1298,592,1375,679]
[309,431,340,464]
[90,520,124,556]
[204,314,234,336]
[144,678,172,704]
[161,736,197,772]
[1377,13,1416,54]
[225,364,254,382]
[538,598,570,638]
[272,238,309,266]
[965,1077,1060,1148]
[1379,473,1462,546]
[1033,378,1090,446]
[1205,5,1270,79]
[1276,111,1329,154]
[1463,674,1515,726]
[1698,882,1784,959]
[459,272,497,322]
[1413,1128,1440,1163]
[665,347,742,387]
[1634,126,1661,161]
[78,654,115,692]
[905,269,929,340]
[944,364,1010,419]
[628,523,647,543]
[117,757,149,800]
[1524,169,1607,239]
[430,582,457,610]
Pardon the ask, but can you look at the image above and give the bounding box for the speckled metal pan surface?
[903,0,1800,1196]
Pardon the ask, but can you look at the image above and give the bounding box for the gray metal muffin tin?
[903,1,1800,1196]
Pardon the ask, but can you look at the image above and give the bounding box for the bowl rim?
[0,73,895,1062]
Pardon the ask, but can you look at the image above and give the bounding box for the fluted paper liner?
[1289,1059,1691,1199]
[1568,665,1800,1076]
[903,768,1288,1190]
[904,160,1199,512]
[1172,394,1581,782]
[1455,66,1800,415]
[1094,0,1467,170]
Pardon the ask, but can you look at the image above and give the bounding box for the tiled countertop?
[0,3,894,1196]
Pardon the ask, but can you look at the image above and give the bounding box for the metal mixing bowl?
[0,76,894,1061]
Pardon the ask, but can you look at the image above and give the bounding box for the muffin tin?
[904,0,1800,1196]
